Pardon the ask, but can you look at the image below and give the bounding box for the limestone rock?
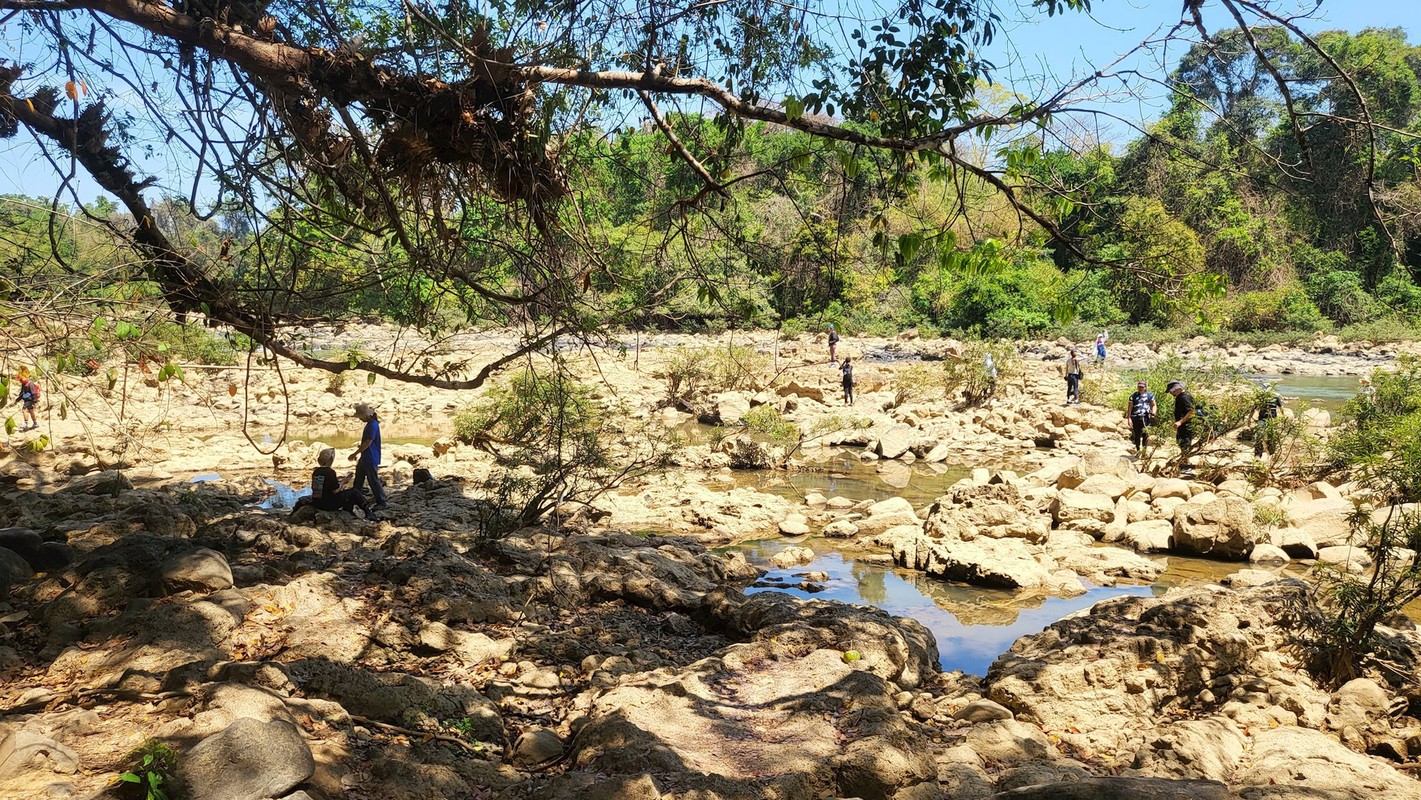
[1172,497,1261,560]
[716,392,751,425]
[513,728,564,766]
[1051,489,1116,526]
[769,546,815,569]
[178,718,314,800]
[1234,726,1420,800]
[877,423,915,459]
[953,699,1013,723]
[1151,479,1192,501]
[1124,520,1175,553]
[994,777,1231,800]
[0,729,79,778]
[778,515,811,536]
[160,547,234,593]
[1248,544,1290,565]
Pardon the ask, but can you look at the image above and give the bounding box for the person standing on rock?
[1167,380,1197,468]
[841,356,854,405]
[1063,349,1082,405]
[1125,380,1157,454]
[1094,331,1108,365]
[349,402,388,510]
[1254,384,1284,458]
[14,367,40,431]
[828,324,840,363]
[297,448,380,521]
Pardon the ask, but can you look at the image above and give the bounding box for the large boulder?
[1233,726,1421,800]
[856,497,922,537]
[987,583,1314,758]
[1056,451,1136,490]
[1172,497,1262,560]
[715,392,751,425]
[1124,520,1175,553]
[1288,498,1355,548]
[1051,490,1117,527]
[876,424,916,459]
[924,483,1050,544]
[160,548,234,593]
[177,718,314,800]
[894,534,1064,592]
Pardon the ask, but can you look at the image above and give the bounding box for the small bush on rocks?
[117,740,178,800]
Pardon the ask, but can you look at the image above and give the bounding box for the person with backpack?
[14,368,40,431]
[1167,380,1198,466]
[1062,348,1082,405]
[841,356,854,405]
[293,448,380,521]
[1124,379,1156,453]
[828,324,840,363]
[1254,384,1285,458]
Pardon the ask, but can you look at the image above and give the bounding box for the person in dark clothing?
[1124,380,1157,453]
[349,402,388,509]
[841,356,854,405]
[1063,349,1082,405]
[1167,380,1198,465]
[828,324,840,363]
[295,448,379,520]
[1254,385,1284,458]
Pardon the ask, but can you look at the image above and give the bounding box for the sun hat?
[353,402,375,418]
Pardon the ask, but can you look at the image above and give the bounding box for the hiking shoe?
[375,502,389,510]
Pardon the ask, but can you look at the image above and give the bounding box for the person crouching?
[297,448,380,521]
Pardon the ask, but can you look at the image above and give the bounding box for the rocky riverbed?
[0,325,1418,799]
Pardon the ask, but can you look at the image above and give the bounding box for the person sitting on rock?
[294,447,380,521]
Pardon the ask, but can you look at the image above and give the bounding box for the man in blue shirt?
[349,402,388,509]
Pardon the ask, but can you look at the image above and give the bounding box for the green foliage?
[943,340,1018,406]
[455,365,678,529]
[118,740,177,800]
[1310,358,1421,681]
[661,344,771,411]
[890,363,944,408]
[911,239,1057,336]
[1115,354,1254,467]
[1306,268,1378,325]
[1218,287,1328,333]
[741,405,799,445]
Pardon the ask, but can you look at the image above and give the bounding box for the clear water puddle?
[732,537,1264,675]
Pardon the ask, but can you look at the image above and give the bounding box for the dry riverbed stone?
[177,718,314,800]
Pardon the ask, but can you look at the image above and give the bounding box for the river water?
[725,373,1362,676]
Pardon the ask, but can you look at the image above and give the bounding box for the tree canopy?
[0,0,1418,384]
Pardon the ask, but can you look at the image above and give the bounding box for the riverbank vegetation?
[2,3,1421,393]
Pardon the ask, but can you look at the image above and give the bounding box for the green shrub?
[662,343,771,410]
[741,405,799,445]
[1374,273,1421,317]
[1310,358,1421,682]
[1306,269,1378,325]
[1337,318,1421,344]
[1221,287,1327,333]
[118,740,177,800]
[943,340,1019,406]
[453,366,677,529]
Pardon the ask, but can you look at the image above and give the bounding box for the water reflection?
[1260,374,1361,416]
[736,538,1154,675]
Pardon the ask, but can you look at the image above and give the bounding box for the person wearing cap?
[1166,380,1197,461]
[1254,383,1284,458]
[296,447,380,521]
[1063,348,1082,404]
[1125,380,1157,453]
[349,403,388,509]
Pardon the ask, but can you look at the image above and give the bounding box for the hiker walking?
[828,324,840,363]
[1063,349,1082,405]
[14,368,39,431]
[1254,384,1284,458]
[841,356,854,405]
[1094,331,1108,365]
[1167,380,1197,468]
[349,402,388,509]
[1124,380,1157,454]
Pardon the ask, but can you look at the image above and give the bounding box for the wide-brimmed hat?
[353,402,375,419]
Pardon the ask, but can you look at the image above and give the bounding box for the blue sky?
[0,0,1417,206]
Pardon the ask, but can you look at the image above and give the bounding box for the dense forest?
[3,22,1420,347]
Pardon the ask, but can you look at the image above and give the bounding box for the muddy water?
[1263,374,1361,416]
